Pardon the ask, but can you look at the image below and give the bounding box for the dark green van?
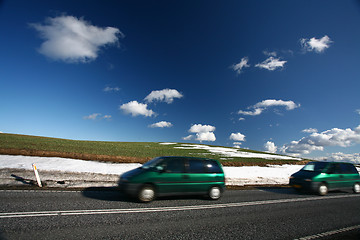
[119,156,225,202]
[290,161,360,195]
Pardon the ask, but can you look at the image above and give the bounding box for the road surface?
[0,188,359,239]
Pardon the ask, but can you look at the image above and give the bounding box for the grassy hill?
[0,133,309,166]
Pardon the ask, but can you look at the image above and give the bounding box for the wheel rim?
[209,187,221,199]
[319,184,328,195]
[140,187,154,202]
[354,183,360,193]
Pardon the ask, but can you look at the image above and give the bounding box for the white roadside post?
[32,163,42,187]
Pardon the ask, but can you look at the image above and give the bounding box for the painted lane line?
[294,224,360,240]
[1,194,359,219]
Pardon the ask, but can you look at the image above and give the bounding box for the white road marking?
[0,194,359,219]
[294,224,360,240]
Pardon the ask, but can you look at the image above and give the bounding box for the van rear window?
[340,163,359,174]
[206,160,223,173]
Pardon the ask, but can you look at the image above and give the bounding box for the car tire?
[353,183,360,194]
[318,183,328,196]
[138,184,156,202]
[208,186,222,200]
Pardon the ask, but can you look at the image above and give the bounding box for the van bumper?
[119,181,141,197]
[290,179,320,192]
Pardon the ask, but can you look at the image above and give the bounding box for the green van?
[118,156,225,202]
[289,161,360,195]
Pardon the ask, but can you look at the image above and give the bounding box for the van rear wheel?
[138,184,156,202]
[208,186,222,200]
[353,183,360,194]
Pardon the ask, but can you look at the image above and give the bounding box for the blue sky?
[1,0,360,162]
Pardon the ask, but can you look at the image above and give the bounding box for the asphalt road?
[0,188,359,240]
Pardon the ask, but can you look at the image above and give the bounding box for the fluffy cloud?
[281,125,360,155]
[185,124,216,142]
[231,57,250,74]
[103,86,120,92]
[255,57,287,71]
[230,132,246,142]
[148,121,173,128]
[264,141,277,153]
[144,89,183,104]
[196,132,216,142]
[238,99,300,116]
[356,109,360,115]
[182,135,194,140]
[302,128,318,133]
[318,152,360,164]
[300,35,332,53]
[189,124,216,133]
[83,113,111,120]
[30,15,122,63]
[120,101,155,117]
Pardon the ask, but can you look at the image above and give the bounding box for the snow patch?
[174,144,301,160]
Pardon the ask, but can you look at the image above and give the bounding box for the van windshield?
[302,162,327,172]
[141,157,163,169]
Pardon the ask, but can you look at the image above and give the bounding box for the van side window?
[163,159,185,173]
[340,163,358,174]
[206,160,223,173]
[188,159,205,173]
[327,164,341,174]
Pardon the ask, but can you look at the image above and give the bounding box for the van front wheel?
[318,183,328,196]
[353,183,360,194]
[138,184,156,202]
[208,186,222,200]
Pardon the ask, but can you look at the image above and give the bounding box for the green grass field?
[0,133,308,166]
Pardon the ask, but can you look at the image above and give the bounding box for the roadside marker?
[32,163,42,187]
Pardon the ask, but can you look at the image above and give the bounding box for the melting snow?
[174,144,302,161]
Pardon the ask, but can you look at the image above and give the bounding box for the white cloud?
[30,15,123,63]
[238,99,300,117]
[189,124,216,133]
[238,108,263,116]
[356,109,360,115]
[302,128,318,133]
[83,113,111,120]
[239,117,245,121]
[149,121,173,128]
[182,135,194,141]
[281,125,360,155]
[254,99,300,110]
[233,142,244,148]
[103,86,120,92]
[83,113,101,120]
[264,141,277,153]
[230,132,246,142]
[185,124,216,142]
[195,132,216,142]
[255,57,287,71]
[144,89,183,104]
[263,51,277,57]
[317,152,360,164]
[102,115,112,120]
[231,57,250,74]
[120,101,155,117]
[300,35,332,53]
